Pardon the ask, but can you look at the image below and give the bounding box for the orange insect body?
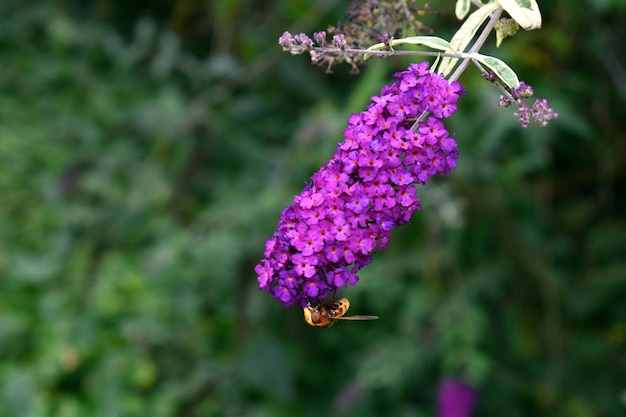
[303,297,378,328]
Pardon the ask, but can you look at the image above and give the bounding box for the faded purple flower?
[256,62,464,307]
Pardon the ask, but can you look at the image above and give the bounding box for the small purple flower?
[255,62,464,306]
[292,253,318,278]
[332,220,351,241]
[346,191,370,213]
[294,33,313,49]
[390,167,414,186]
[274,285,295,304]
[358,166,378,182]
[304,279,324,298]
[278,269,300,289]
[376,214,394,232]
[328,268,347,286]
[437,379,478,417]
[313,31,326,46]
[497,80,558,128]
[255,260,273,290]
[396,186,419,207]
[332,34,347,49]
[342,246,357,264]
[278,32,294,49]
[324,241,342,263]
[379,32,392,48]
[531,98,559,127]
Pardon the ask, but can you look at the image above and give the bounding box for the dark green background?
[1,0,624,416]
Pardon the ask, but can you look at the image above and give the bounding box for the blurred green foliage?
[0,0,625,416]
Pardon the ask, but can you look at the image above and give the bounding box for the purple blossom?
[255,61,464,307]
[332,34,347,49]
[313,31,327,46]
[437,379,478,417]
[376,214,394,231]
[278,31,316,56]
[294,33,314,49]
[278,32,294,49]
[497,80,559,128]
[346,191,370,213]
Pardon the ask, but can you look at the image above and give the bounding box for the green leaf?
[365,36,456,60]
[497,0,542,30]
[450,2,500,53]
[438,2,500,76]
[389,36,455,51]
[455,0,471,19]
[466,52,520,88]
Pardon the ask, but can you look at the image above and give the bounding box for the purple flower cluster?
[255,62,464,307]
[499,81,559,128]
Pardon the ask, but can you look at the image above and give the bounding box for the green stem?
[448,6,503,82]
[409,7,503,131]
[299,48,468,59]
